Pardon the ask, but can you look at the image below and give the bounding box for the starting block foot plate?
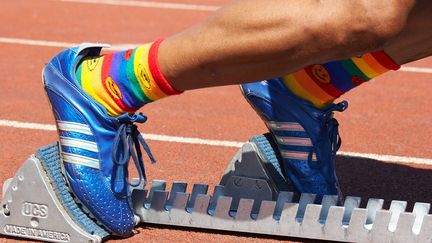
[0,144,108,243]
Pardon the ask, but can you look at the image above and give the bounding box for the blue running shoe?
[43,43,155,236]
[240,79,348,199]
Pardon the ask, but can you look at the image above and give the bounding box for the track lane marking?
[0,37,137,51]
[1,37,432,75]
[399,66,432,74]
[1,119,432,166]
[60,0,220,11]
[0,119,244,148]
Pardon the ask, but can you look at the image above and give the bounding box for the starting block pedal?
[0,144,108,243]
[1,135,432,242]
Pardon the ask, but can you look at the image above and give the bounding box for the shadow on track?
[336,155,432,211]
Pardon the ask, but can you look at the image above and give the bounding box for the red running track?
[0,1,431,242]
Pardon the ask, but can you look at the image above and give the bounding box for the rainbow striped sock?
[76,39,181,116]
[282,51,400,108]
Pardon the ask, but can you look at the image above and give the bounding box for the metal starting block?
[0,148,106,243]
[1,138,432,242]
[132,140,432,243]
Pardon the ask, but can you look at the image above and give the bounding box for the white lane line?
[337,151,432,166]
[1,37,432,75]
[0,37,76,48]
[60,0,220,11]
[400,66,432,74]
[1,119,432,166]
[0,119,243,148]
[141,133,244,148]
[0,119,56,131]
[0,37,137,51]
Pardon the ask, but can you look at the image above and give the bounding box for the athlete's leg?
[159,0,430,90]
[383,0,432,64]
[280,0,432,109]
[76,0,432,115]
[75,0,431,116]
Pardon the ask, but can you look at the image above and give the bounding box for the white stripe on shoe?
[266,121,306,132]
[60,137,99,152]
[62,152,100,169]
[275,136,312,146]
[280,150,317,161]
[57,120,93,135]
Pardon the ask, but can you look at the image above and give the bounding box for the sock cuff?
[371,51,400,71]
[149,38,183,95]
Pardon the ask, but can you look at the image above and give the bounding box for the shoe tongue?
[74,43,108,74]
[76,43,109,56]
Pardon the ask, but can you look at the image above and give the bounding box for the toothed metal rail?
[133,180,432,243]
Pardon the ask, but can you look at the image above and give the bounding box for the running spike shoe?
[240,79,348,198]
[43,43,155,236]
